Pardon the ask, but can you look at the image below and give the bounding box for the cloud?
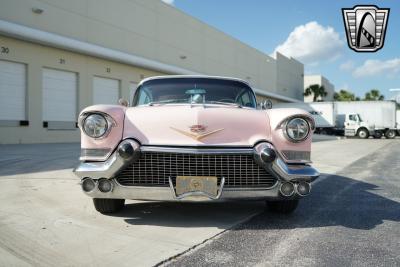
[353,58,400,78]
[161,0,174,5]
[273,21,344,65]
[339,60,355,71]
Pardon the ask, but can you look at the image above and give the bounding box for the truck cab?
[344,113,374,138]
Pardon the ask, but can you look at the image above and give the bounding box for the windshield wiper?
[206,101,242,108]
[148,99,187,106]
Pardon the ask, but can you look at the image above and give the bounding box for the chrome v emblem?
[170,127,224,141]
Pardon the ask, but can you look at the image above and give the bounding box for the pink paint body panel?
[79,104,314,163]
[123,105,271,146]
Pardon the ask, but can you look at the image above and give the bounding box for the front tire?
[93,198,125,214]
[385,130,396,139]
[266,199,299,214]
[357,128,369,139]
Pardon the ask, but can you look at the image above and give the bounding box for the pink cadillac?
[74,76,319,214]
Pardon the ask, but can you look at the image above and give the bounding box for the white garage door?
[93,77,119,105]
[42,68,77,122]
[0,60,26,121]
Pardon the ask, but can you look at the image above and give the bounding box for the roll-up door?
[0,60,26,124]
[93,77,119,105]
[42,68,77,129]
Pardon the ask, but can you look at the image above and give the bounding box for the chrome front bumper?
[80,179,283,201]
[73,140,319,201]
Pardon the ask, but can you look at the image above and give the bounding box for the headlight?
[83,114,108,138]
[285,118,310,142]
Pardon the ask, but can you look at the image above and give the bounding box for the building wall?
[275,52,304,100]
[0,36,164,144]
[304,75,335,102]
[0,0,286,96]
[0,0,304,144]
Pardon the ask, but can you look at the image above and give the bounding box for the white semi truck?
[274,101,399,139]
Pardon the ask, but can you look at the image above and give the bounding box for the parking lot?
[0,138,399,266]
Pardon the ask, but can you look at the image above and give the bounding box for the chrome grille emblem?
[170,125,224,141]
[190,124,207,133]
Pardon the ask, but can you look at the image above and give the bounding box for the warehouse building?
[0,0,304,144]
[304,75,335,102]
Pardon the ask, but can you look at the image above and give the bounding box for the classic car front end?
[74,76,319,214]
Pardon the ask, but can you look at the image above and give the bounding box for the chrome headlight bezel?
[282,116,313,143]
[78,112,116,139]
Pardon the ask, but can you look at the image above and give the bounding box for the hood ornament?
[171,125,224,141]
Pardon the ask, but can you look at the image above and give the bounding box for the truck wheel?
[266,199,299,214]
[385,130,396,139]
[373,131,383,139]
[357,128,369,139]
[93,198,125,214]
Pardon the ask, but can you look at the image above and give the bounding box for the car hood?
[123,105,271,146]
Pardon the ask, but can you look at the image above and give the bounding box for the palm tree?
[304,84,328,102]
[334,89,358,101]
[364,89,384,101]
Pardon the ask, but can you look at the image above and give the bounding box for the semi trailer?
[274,101,399,139]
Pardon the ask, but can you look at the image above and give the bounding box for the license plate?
[175,176,218,197]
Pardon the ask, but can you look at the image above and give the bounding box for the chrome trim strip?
[74,153,122,179]
[114,178,279,191]
[73,140,139,179]
[280,150,312,164]
[140,146,254,154]
[79,148,113,161]
[271,157,319,182]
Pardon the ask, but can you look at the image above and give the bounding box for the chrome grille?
[116,151,276,188]
[281,150,310,161]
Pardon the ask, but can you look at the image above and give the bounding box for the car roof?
[138,75,251,87]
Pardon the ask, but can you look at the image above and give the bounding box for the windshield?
[132,77,257,108]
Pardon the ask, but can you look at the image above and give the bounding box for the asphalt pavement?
[167,140,400,266]
[0,138,398,266]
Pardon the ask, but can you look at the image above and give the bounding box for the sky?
[162,0,400,100]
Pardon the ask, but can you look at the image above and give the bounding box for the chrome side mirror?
[258,99,273,110]
[118,98,129,107]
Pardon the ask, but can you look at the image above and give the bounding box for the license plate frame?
[175,176,218,198]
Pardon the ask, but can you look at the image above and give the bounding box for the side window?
[237,91,254,107]
[137,89,151,105]
[129,82,137,104]
[349,114,357,121]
